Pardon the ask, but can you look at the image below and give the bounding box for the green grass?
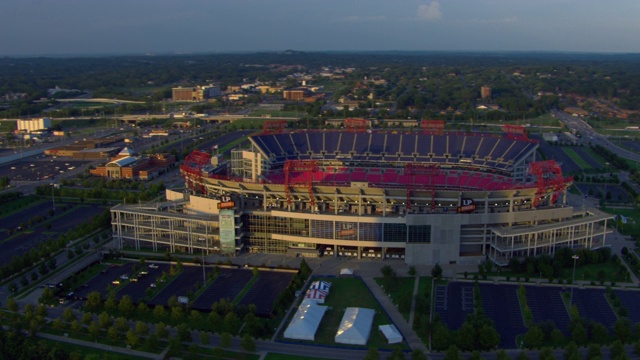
[307,277,408,350]
[581,147,608,167]
[599,207,640,236]
[526,113,563,128]
[37,338,149,360]
[0,195,44,219]
[374,277,416,321]
[563,147,591,169]
[232,275,258,305]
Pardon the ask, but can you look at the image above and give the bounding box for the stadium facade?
[111,125,613,266]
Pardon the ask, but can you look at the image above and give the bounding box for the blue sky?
[1,0,639,55]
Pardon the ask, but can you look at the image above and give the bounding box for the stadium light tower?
[570,255,580,308]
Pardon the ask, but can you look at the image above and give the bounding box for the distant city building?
[90,147,176,180]
[172,85,221,102]
[481,86,492,100]
[283,88,308,101]
[17,118,51,132]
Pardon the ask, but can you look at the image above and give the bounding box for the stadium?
[111,120,613,266]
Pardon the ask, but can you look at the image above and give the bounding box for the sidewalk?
[361,277,428,353]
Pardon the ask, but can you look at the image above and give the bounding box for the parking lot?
[0,157,90,181]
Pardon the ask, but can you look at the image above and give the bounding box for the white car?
[149,264,159,269]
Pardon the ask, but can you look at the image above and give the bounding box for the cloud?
[417,1,442,21]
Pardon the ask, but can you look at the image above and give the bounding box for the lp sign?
[457,198,476,213]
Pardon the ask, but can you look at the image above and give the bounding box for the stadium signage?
[218,195,235,209]
[457,198,476,213]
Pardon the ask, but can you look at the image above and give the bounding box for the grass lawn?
[249,109,301,117]
[527,113,563,128]
[310,277,407,350]
[37,338,149,359]
[600,207,640,236]
[0,195,44,219]
[581,147,608,167]
[559,262,629,284]
[563,147,592,169]
[374,277,415,321]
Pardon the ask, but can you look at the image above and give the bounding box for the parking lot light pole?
[570,255,580,308]
[50,183,55,212]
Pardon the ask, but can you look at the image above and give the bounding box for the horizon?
[2,0,639,56]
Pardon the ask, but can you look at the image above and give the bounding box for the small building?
[481,86,492,99]
[17,118,51,132]
[172,85,221,102]
[283,88,308,101]
[90,148,176,180]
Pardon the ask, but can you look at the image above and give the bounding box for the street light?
[603,162,610,206]
[570,255,580,308]
[50,183,56,213]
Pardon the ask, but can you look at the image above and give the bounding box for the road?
[553,109,640,163]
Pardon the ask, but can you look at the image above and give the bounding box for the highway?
[553,109,640,163]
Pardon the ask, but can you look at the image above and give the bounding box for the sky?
[1,0,639,56]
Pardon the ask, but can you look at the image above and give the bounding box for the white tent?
[335,307,375,345]
[304,289,329,303]
[379,324,403,344]
[339,268,354,276]
[310,280,332,291]
[284,300,328,341]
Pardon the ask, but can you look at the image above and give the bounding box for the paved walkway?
[407,276,420,327]
[37,332,159,359]
[361,276,427,353]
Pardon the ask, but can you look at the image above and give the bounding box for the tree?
[63,307,75,323]
[118,295,134,316]
[88,321,100,341]
[96,311,110,330]
[538,347,556,360]
[52,317,65,331]
[153,305,166,319]
[7,298,18,312]
[586,344,602,360]
[564,342,581,360]
[411,349,428,360]
[134,321,149,337]
[220,332,231,348]
[199,331,209,346]
[496,349,510,360]
[146,334,159,351]
[388,347,406,360]
[610,340,626,360]
[81,312,93,326]
[432,263,443,279]
[590,322,609,344]
[176,323,191,342]
[443,345,462,360]
[614,318,633,343]
[571,322,588,346]
[155,322,168,339]
[240,334,256,352]
[70,320,81,334]
[126,329,139,348]
[86,291,102,310]
[104,292,117,310]
[364,348,380,360]
[524,325,544,348]
[114,317,128,333]
[108,326,119,341]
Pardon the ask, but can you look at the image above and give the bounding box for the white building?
[17,118,52,132]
